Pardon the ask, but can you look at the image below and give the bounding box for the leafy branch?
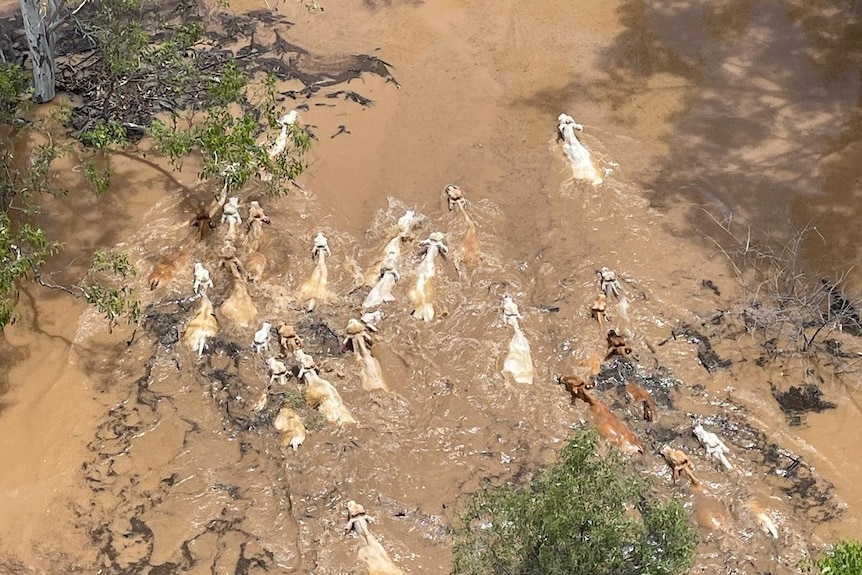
[150,69,310,195]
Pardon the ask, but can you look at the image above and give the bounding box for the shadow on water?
[511,0,702,128]
[594,0,703,113]
[0,336,26,416]
[583,0,862,283]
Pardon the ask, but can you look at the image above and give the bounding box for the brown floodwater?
[2,0,862,574]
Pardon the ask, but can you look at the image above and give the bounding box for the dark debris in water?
[592,357,677,410]
[662,322,732,373]
[703,413,842,523]
[142,300,195,347]
[770,383,836,426]
[296,319,344,358]
[78,315,296,575]
[701,278,721,296]
[822,279,862,336]
[206,357,280,431]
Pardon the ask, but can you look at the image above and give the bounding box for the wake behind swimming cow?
[363,209,417,308]
[295,348,356,425]
[183,293,218,357]
[346,501,405,575]
[343,318,388,392]
[444,184,480,272]
[297,232,332,312]
[557,113,603,185]
[500,295,534,384]
[409,231,448,322]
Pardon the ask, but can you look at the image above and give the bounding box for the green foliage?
[83,158,112,196]
[806,540,862,575]
[0,64,64,328]
[0,63,29,124]
[81,119,128,150]
[0,213,61,328]
[84,283,140,329]
[93,0,149,78]
[49,101,73,127]
[91,249,136,277]
[151,65,310,194]
[280,387,306,412]
[22,140,66,200]
[452,428,699,575]
[208,60,249,105]
[172,21,204,51]
[0,137,67,211]
[83,250,141,330]
[0,100,133,332]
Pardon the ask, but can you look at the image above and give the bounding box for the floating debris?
[771,383,836,426]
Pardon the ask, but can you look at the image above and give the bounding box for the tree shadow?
[589,0,862,258]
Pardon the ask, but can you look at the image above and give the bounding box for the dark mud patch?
[822,279,862,337]
[770,383,836,426]
[701,279,721,296]
[142,298,197,347]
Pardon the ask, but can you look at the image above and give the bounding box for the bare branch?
[69,0,90,15]
[33,272,85,298]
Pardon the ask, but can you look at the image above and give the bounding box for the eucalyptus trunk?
[19,0,61,103]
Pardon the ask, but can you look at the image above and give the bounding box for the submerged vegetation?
[695,214,862,427]
[702,215,862,362]
[452,428,699,575]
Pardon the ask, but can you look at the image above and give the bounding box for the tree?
[1,62,62,325]
[17,0,88,103]
[150,67,311,197]
[2,0,400,330]
[1,61,144,330]
[452,428,699,575]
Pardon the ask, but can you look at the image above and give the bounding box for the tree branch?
[33,272,85,298]
[69,0,90,16]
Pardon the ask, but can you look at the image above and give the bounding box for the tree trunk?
[19,0,58,104]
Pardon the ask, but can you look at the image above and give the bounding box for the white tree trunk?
[19,0,58,103]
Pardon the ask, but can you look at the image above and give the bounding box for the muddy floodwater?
[3,0,862,574]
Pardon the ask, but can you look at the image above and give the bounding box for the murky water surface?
[2,1,862,573]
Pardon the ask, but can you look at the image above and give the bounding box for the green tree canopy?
[452,428,699,575]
